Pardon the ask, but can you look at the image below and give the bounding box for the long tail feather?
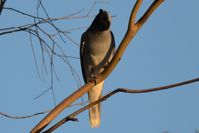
[88,81,104,128]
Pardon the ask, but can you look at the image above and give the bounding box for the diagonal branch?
[129,0,143,30]
[30,0,165,132]
[0,0,6,15]
[97,0,164,83]
[136,0,164,29]
[44,77,199,132]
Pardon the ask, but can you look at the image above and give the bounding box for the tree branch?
[43,77,199,132]
[96,0,164,82]
[136,0,164,29]
[30,0,164,132]
[0,110,50,119]
[0,101,88,119]
[0,7,85,36]
[0,0,6,15]
[129,0,142,30]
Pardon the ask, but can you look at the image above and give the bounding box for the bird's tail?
[88,81,104,128]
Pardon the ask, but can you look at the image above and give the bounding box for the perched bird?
[80,9,115,128]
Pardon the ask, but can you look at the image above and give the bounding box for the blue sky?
[0,0,199,133]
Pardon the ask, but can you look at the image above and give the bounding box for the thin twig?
[0,101,88,119]
[0,8,86,36]
[29,31,42,80]
[0,110,50,119]
[86,1,110,16]
[39,1,65,43]
[50,42,57,106]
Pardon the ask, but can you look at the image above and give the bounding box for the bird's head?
[90,9,111,31]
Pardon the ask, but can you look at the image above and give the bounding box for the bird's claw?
[90,71,97,85]
[90,73,97,85]
[103,60,110,69]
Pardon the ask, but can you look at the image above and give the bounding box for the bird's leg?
[103,60,111,69]
[90,68,98,85]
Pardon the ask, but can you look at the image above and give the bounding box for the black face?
[91,9,110,31]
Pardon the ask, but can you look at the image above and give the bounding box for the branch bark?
[30,0,164,132]
[44,77,199,132]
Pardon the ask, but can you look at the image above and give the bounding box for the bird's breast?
[87,31,111,57]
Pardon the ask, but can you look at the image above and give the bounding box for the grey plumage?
[80,9,115,128]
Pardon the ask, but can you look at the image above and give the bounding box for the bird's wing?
[93,30,116,74]
[101,30,115,63]
[110,30,116,55]
[80,32,87,83]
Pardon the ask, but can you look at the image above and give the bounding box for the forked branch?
[30,0,164,132]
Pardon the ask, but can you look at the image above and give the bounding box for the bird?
[80,9,115,128]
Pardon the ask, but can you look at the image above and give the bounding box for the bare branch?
[0,101,88,119]
[4,7,42,19]
[129,0,142,28]
[1,6,84,90]
[0,0,6,15]
[86,1,110,16]
[0,8,85,36]
[30,1,165,132]
[136,0,164,29]
[44,77,199,132]
[96,0,165,88]
[0,110,50,119]
[29,31,42,80]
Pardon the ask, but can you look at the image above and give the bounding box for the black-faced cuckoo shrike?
[80,9,115,128]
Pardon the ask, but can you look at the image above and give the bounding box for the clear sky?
[0,0,199,133]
